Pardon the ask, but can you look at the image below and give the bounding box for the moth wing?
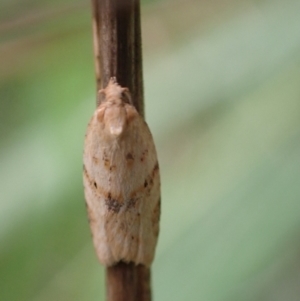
[83,104,160,267]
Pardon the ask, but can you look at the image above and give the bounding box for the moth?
[83,78,160,267]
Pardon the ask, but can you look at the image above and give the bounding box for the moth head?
[96,78,134,138]
[98,78,132,105]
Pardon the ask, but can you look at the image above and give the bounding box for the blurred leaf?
[1,0,300,300]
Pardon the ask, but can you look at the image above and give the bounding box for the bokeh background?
[1,0,300,300]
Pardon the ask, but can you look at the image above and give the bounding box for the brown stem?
[91,0,144,115]
[106,263,151,301]
[91,0,150,301]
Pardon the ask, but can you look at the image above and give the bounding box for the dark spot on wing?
[152,161,159,175]
[104,159,110,168]
[152,197,161,237]
[105,194,122,213]
[102,150,110,169]
[126,152,134,167]
[126,153,134,160]
[127,198,138,209]
[140,149,149,162]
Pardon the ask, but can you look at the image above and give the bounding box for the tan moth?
[83,78,160,267]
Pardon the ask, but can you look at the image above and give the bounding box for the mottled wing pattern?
[83,82,160,267]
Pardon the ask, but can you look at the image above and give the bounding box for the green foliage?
[1,0,300,300]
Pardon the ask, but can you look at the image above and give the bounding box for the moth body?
[83,78,160,267]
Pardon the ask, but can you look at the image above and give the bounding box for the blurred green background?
[1,0,300,300]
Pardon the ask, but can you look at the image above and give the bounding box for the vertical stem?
[91,1,150,301]
[91,0,144,115]
[106,263,151,301]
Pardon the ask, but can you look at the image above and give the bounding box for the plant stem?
[91,0,151,300]
[106,263,151,301]
[91,0,144,115]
